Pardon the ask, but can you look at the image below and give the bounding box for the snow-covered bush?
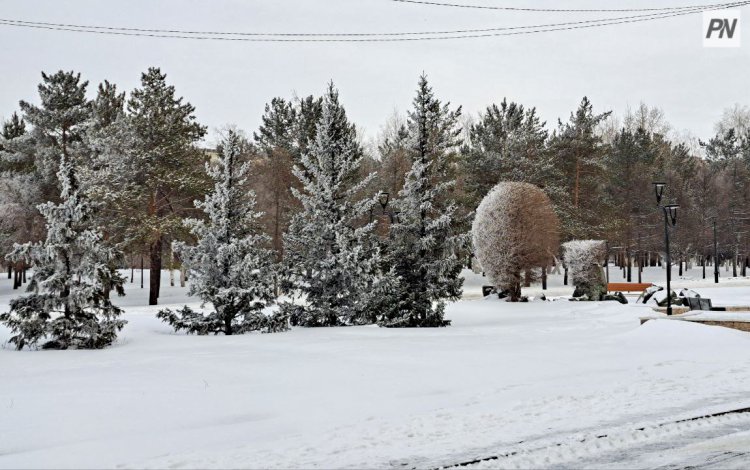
[0,156,126,350]
[562,240,606,301]
[472,182,559,301]
[157,130,285,335]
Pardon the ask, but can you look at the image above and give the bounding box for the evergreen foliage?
[378,75,465,327]
[157,130,284,335]
[121,67,207,306]
[0,154,126,350]
[282,83,381,327]
[549,97,611,240]
[462,99,555,210]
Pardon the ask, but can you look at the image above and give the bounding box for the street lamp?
[653,181,679,316]
[713,218,720,284]
[378,192,390,211]
[653,182,666,205]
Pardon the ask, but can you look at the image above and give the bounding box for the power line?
[0,3,744,38]
[0,2,745,42]
[392,0,743,12]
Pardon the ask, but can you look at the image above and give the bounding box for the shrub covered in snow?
[562,240,606,300]
[472,182,559,301]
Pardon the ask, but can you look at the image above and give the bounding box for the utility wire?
[0,2,745,42]
[392,0,744,12]
[0,2,745,38]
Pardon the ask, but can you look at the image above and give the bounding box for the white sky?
[0,0,748,146]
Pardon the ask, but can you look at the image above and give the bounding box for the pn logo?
[704,10,741,47]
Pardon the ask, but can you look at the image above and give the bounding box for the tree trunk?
[573,158,581,209]
[149,237,162,305]
[169,245,175,287]
[7,265,11,279]
[509,282,522,302]
[180,266,186,288]
[542,265,547,290]
[626,252,632,282]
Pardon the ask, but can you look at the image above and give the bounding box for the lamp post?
[653,182,679,316]
[713,217,719,284]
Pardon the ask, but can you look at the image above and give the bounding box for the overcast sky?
[0,0,748,146]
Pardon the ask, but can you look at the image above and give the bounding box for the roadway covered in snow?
[1,268,749,469]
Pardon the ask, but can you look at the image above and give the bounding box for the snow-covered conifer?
[282,83,381,327]
[0,154,126,350]
[378,75,466,327]
[157,130,284,335]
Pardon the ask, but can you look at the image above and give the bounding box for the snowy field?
[1,268,750,469]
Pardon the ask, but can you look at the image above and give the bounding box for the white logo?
[704,10,741,47]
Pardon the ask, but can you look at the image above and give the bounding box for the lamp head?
[665,204,679,226]
[653,182,666,205]
[378,192,390,209]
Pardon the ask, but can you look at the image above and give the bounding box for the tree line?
[1,68,749,322]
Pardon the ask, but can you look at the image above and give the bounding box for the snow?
[2,268,750,468]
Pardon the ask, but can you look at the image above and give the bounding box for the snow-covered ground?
[1,268,750,469]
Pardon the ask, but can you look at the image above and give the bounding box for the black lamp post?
[712,217,719,284]
[653,182,679,315]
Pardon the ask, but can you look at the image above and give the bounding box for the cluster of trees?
[2,66,750,347]
[0,70,467,348]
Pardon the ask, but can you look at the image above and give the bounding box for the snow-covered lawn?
[1,269,750,468]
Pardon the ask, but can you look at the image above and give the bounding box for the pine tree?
[253,98,301,263]
[282,83,381,327]
[1,112,26,142]
[19,70,92,197]
[549,97,611,240]
[0,154,126,350]
[462,99,552,210]
[378,75,466,328]
[124,67,207,305]
[0,71,91,282]
[157,130,284,335]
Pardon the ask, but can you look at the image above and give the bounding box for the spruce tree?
[157,130,284,335]
[378,75,465,328]
[282,83,381,327]
[0,154,126,350]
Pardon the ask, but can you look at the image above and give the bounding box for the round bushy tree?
[472,182,559,301]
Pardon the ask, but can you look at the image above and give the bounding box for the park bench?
[687,297,714,311]
[607,282,652,293]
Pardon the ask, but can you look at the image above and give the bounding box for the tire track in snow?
[425,406,750,469]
